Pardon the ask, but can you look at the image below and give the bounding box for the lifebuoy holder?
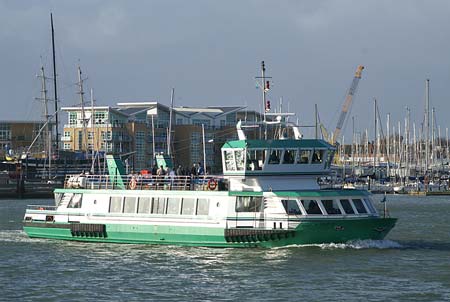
[207,178,218,190]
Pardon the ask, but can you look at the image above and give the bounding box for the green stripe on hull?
[23,217,396,248]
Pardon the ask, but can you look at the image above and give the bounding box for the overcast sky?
[2,0,450,140]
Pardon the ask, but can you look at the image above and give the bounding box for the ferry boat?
[23,122,397,247]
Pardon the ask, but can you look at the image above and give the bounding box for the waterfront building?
[60,102,257,173]
[0,120,55,158]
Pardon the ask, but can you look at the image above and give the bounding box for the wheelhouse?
[221,139,335,176]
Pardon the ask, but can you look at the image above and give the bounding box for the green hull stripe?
[23,217,396,248]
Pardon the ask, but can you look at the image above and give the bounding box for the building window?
[63,143,71,150]
[0,123,11,141]
[192,119,211,126]
[69,112,77,125]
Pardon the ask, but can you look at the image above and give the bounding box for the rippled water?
[1,195,450,301]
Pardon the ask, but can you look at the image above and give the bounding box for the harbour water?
[1,196,450,301]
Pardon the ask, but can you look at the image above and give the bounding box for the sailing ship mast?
[50,13,59,155]
[36,66,52,179]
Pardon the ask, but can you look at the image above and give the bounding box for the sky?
[2,0,450,140]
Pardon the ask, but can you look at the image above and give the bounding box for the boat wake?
[0,230,46,243]
[279,239,403,250]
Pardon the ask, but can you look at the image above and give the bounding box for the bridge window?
[352,199,367,214]
[123,197,137,213]
[282,199,302,215]
[325,150,334,168]
[301,199,323,215]
[282,150,296,164]
[268,149,281,164]
[137,197,152,214]
[246,150,264,170]
[109,196,122,213]
[363,198,377,214]
[312,150,324,164]
[322,199,342,215]
[236,196,263,212]
[235,150,245,171]
[196,198,210,215]
[340,199,355,214]
[298,150,311,164]
[181,198,196,215]
[224,150,236,171]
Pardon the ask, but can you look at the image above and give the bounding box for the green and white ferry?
[23,122,396,247]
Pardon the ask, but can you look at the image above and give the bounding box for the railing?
[64,174,228,191]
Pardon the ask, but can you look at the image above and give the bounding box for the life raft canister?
[207,178,218,190]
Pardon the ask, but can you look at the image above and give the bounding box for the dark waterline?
[1,195,449,302]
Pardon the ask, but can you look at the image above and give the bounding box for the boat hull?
[23,217,397,248]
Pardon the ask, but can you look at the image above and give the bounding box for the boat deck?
[64,174,228,191]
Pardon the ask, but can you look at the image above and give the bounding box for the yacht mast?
[425,79,430,174]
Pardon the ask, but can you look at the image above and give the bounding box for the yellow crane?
[330,65,364,145]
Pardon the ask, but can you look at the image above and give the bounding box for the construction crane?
[331,65,364,145]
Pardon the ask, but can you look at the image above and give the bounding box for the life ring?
[129,176,137,190]
[207,178,218,190]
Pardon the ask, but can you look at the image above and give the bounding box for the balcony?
[61,136,72,142]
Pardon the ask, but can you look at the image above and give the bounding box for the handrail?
[63,174,228,191]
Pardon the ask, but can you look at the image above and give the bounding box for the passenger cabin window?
[109,196,122,213]
[298,150,310,164]
[67,193,83,208]
[137,197,152,214]
[55,193,64,206]
[363,198,377,214]
[282,149,296,164]
[196,198,210,215]
[152,197,167,214]
[181,198,196,215]
[311,150,324,164]
[224,150,235,171]
[166,197,181,214]
[301,199,323,215]
[268,150,281,164]
[340,199,355,214]
[236,196,263,212]
[123,197,137,213]
[282,199,302,215]
[322,199,342,215]
[352,199,367,214]
[235,150,245,171]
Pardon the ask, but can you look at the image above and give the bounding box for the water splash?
[278,239,403,250]
[0,230,46,243]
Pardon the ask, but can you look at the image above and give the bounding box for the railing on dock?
[63,174,228,192]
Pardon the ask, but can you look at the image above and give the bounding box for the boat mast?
[387,113,390,177]
[90,88,95,173]
[51,13,59,155]
[77,66,88,157]
[425,79,430,174]
[37,66,52,179]
[373,98,377,178]
[168,88,174,156]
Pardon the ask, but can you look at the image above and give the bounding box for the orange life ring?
[207,178,218,190]
[129,177,137,190]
